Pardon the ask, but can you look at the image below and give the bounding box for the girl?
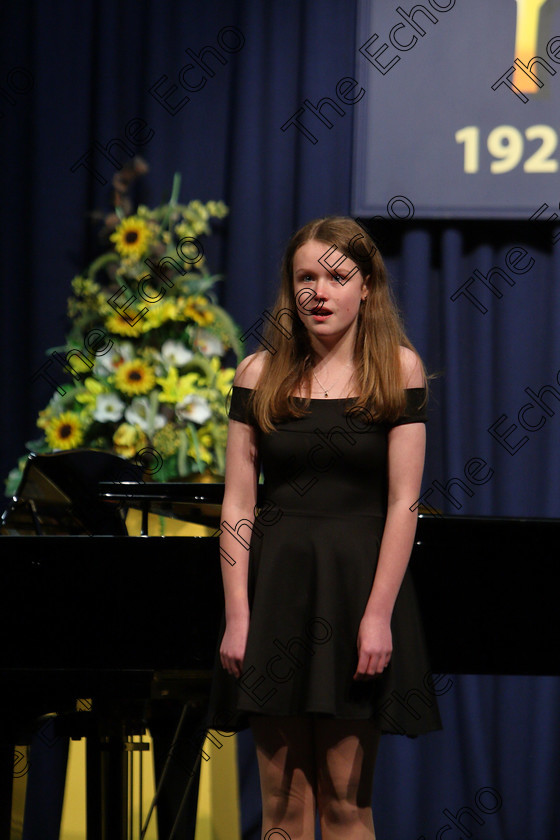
[206,217,442,839]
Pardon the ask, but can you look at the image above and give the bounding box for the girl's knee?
[318,797,374,833]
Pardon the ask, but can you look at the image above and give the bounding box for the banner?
[352,0,560,218]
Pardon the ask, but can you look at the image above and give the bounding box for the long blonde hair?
[242,216,427,432]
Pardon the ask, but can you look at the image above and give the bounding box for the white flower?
[48,392,65,414]
[93,393,125,422]
[176,394,212,424]
[161,339,194,368]
[125,397,166,433]
[94,342,134,375]
[193,329,223,357]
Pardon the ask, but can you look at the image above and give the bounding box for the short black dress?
[205,385,442,737]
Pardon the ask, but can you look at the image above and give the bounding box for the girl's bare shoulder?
[399,346,424,388]
[233,351,268,389]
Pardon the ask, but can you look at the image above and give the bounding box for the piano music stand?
[97,480,228,536]
[1,449,144,536]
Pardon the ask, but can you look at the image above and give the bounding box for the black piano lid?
[2,449,559,677]
[409,513,560,677]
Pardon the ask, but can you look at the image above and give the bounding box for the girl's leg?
[249,714,317,840]
[313,718,381,840]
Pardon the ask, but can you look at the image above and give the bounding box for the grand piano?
[1,450,559,839]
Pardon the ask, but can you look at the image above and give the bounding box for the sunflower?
[44,412,85,450]
[142,300,179,330]
[110,216,152,261]
[114,359,156,396]
[105,312,147,338]
[183,295,215,326]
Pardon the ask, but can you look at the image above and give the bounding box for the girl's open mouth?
[312,307,332,321]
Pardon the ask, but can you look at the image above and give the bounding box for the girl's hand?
[220,615,250,679]
[354,614,393,680]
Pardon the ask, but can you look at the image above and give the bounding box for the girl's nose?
[314,276,330,297]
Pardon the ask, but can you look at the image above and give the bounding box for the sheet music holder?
[1,449,144,536]
[98,480,236,534]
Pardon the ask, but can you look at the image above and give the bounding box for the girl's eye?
[299,272,345,286]
[298,273,344,282]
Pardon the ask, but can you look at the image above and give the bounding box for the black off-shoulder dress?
[205,386,442,737]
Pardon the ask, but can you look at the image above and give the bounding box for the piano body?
[1,451,559,838]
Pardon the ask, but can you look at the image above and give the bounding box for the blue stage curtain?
[1,2,559,838]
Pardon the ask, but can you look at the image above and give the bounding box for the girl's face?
[292,239,368,347]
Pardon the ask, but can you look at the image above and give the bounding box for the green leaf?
[183,354,215,383]
[155,454,178,482]
[87,252,120,279]
[187,421,206,473]
[177,429,189,476]
[5,467,24,498]
[24,438,48,452]
[159,173,182,230]
[214,439,226,475]
[205,304,244,360]
[183,273,223,296]
[45,344,70,356]
[147,390,160,438]
[170,172,181,205]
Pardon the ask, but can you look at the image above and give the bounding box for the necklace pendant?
[324,391,328,398]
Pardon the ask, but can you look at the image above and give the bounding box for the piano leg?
[148,699,206,840]
[86,736,102,839]
[57,702,146,840]
[91,709,146,840]
[102,733,128,840]
[0,744,13,839]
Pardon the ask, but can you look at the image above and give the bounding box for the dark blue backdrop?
[1,1,559,838]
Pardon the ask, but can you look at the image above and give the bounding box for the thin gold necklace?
[312,364,353,398]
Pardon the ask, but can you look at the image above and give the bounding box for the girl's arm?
[219,414,260,623]
[354,347,427,678]
[218,353,263,677]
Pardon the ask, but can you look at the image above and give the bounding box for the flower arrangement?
[5,160,243,496]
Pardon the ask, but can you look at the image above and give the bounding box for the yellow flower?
[156,367,200,403]
[183,295,215,326]
[197,427,214,452]
[216,365,235,397]
[175,221,197,240]
[113,423,148,458]
[105,312,147,337]
[205,200,228,218]
[142,300,179,330]
[153,425,180,457]
[37,400,62,430]
[186,425,215,465]
[188,440,213,464]
[75,377,106,409]
[203,357,234,397]
[45,412,85,450]
[71,276,101,297]
[114,360,156,396]
[110,216,152,260]
[37,409,51,430]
